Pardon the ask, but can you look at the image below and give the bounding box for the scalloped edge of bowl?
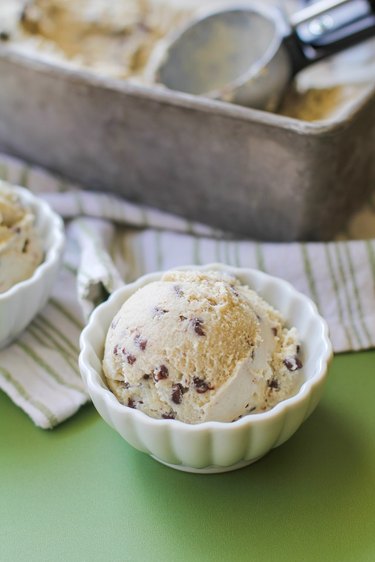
[79,264,333,472]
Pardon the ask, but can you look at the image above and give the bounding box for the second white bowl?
[0,184,65,348]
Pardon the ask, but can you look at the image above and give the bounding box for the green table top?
[1,351,375,562]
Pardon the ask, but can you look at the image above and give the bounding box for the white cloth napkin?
[0,153,375,429]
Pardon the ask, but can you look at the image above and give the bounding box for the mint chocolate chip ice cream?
[103,270,303,424]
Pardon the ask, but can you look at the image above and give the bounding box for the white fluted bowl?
[0,185,65,348]
[79,264,332,473]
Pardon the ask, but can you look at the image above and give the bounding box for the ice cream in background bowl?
[0,182,65,348]
[0,183,44,292]
[79,264,333,473]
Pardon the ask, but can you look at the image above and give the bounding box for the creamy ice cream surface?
[103,270,303,423]
[0,0,191,80]
[0,183,44,292]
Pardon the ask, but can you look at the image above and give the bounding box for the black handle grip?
[285,0,375,73]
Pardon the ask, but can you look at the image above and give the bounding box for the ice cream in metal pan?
[1,1,373,117]
[1,1,374,241]
[103,270,303,424]
[0,0,192,81]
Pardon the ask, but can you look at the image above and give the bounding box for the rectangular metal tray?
[0,47,374,241]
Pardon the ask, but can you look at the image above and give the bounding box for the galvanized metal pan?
[0,46,374,241]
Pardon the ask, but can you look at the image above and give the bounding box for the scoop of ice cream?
[103,270,303,423]
[0,183,44,293]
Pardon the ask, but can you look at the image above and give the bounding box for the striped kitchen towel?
[0,153,374,429]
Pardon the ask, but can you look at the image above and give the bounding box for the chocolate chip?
[160,364,169,376]
[22,239,29,253]
[283,356,303,371]
[230,285,239,297]
[143,374,150,380]
[271,327,278,336]
[193,377,213,393]
[153,307,168,318]
[191,318,205,336]
[127,398,136,409]
[0,31,10,41]
[171,383,188,404]
[268,379,279,389]
[171,383,184,405]
[162,412,176,420]
[296,344,301,354]
[127,354,136,365]
[179,315,187,321]
[134,334,147,351]
[153,365,169,382]
[174,285,184,297]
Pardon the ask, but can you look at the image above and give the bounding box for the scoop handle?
[285,0,375,73]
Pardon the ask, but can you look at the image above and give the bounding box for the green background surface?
[1,351,375,562]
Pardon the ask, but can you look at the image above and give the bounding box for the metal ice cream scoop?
[154,0,375,110]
